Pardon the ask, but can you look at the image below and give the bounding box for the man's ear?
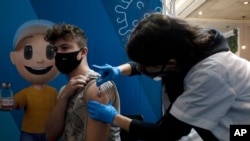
[83,47,88,54]
[10,52,16,65]
[81,47,88,56]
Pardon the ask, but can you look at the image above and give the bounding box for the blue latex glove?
[87,100,118,124]
[92,64,120,86]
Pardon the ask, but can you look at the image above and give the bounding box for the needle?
[97,86,101,97]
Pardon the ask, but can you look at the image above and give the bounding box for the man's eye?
[61,46,69,50]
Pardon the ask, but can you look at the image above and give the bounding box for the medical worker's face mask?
[137,64,167,81]
[55,49,82,74]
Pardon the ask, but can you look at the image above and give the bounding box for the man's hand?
[61,75,89,99]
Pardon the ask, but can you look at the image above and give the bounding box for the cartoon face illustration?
[10,20,59,85]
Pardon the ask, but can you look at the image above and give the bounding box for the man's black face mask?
[55,49,82,74]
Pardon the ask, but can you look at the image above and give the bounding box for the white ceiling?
[164,0,250,33]
[163,0,250,60]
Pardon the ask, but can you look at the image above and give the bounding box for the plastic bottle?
[0,82,14,110]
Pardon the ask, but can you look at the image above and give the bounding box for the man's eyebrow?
[56,44,68,48]
[59,43,69,46]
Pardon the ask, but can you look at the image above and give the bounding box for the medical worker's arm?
[88,101,192,140]
[92,61,141,86]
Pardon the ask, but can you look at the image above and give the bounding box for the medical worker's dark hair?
[126,12,218,67]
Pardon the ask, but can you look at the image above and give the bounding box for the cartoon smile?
[25,66,53,75]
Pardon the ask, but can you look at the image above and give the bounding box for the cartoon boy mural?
[8,20,59,141]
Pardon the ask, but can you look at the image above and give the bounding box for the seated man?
[44,23,120,141]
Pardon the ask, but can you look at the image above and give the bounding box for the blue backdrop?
[0,0,162,140]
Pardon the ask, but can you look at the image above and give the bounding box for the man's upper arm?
[85,81,110,103]
[84,81,114,141]
[86,80,120,108]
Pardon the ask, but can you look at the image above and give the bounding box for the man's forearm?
[45,96,68,141]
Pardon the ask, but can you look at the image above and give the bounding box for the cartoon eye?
[46,44,56,60]
[24,45,33,60]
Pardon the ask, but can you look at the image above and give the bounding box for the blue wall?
[0,0,162,140]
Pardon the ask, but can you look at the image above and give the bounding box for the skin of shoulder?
[84,81,111,141]
[85,82,110,104]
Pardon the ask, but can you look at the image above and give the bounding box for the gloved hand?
[92,64,120,86]
[87,100,118,124]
